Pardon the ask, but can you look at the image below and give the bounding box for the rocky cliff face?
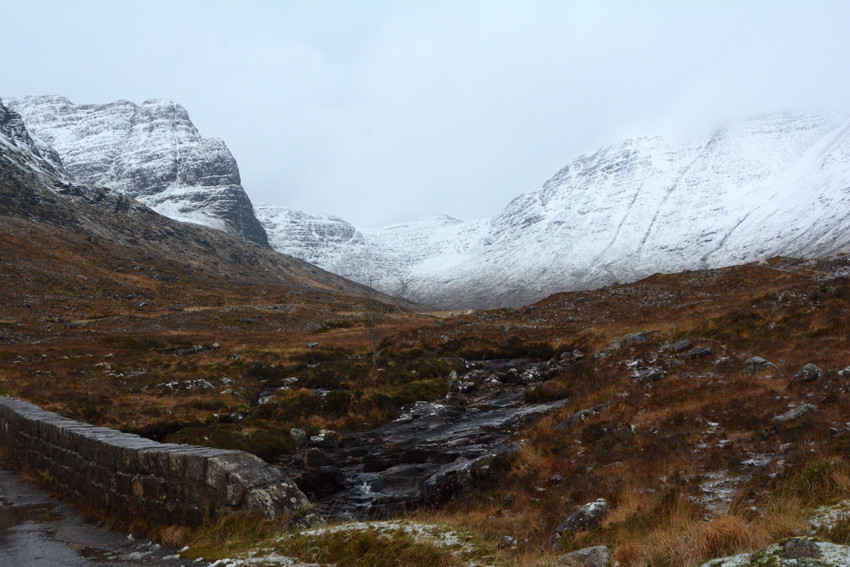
[259,110,850,309]
[6,95,268,246]
[0,98,67,180]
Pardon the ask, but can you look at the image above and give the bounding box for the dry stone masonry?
[0,397,309,526]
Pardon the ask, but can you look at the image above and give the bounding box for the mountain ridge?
[6,95,269,246]
[258,109,850,309]
[0,97,420,311]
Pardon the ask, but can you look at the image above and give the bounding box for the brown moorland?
[3,200,850,565]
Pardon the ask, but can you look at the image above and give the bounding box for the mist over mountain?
[258,110,850,309]
[6,95,849,310]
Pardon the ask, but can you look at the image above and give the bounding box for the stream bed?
[274,357,569,519]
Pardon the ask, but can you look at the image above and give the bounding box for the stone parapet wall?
[0,397,309,526]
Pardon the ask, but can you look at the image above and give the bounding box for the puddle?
[0,467,201,565]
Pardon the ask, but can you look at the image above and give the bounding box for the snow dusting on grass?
[296,520,476,552]
[203,520,490,567]
[810,500,850,533]
[700,538,850,566]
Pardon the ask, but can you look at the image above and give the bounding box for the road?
[0,465,205,566]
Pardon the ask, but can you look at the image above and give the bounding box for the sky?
[3,1,850,227]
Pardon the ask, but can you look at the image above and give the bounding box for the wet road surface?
[0,466,205,566]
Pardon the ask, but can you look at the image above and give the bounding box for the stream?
[274,357,569,519]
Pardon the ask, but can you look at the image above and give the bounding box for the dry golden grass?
[159,524,193,548]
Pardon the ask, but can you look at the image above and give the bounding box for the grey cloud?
[3,1,849,226]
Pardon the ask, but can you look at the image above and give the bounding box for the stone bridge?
[0,397,309,526]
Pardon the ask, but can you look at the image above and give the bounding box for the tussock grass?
[184,514,281,561]
[184,516,548,567]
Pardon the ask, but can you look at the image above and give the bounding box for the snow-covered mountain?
[6,96,268,246]
[254,205,490,301]
[1,97,419,308]
[0,98,70,185]
[259,110,850,309]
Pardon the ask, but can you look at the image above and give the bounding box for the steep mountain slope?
[6,95,269,246]
[260,110,850,309]
[0,98,414,309]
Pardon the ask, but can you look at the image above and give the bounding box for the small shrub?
[324,390,353,417]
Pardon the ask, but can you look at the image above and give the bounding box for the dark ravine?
[0,398,310,526]
[274,357,569,519]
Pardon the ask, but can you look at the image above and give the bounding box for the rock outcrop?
[793,363,824,382]
[6,95,268,246]
[552,499,612,547]
[771,403,817,425]
[558,545,612,567]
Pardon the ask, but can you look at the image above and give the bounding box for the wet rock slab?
[276,359,568,519]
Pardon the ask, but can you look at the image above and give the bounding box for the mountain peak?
[6,95,268,246]
[259,109,850,308]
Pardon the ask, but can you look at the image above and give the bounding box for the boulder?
[242,479,312,519]
[780,538,821,559]
[633,368,662,382]
[421,445,517,504]
[667,339,693,353]
[683,347,713,360]
[771,403,816,425]
[552,499,612,544]
[309,429,340,449]
[558,545,611,567]
[290,428,307,446]
[793,363,824,382]
[305,448,332,469]
[623,332,647,347]
[555,403,612,430]
[295,466,346,498]
[745,356,778,374]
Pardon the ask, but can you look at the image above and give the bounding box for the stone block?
[242,480,312,518]
[184,447,221,482]
[205,452,263,489]
[221,477,246,507]
[182,505,206,527]
[226,464,286,489]
[142,476,165,500]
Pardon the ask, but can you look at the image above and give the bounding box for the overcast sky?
[4,1,850,227]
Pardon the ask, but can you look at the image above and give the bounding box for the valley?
[3,203,850,564]
[257,111,850,309]
[2,96,850,566]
